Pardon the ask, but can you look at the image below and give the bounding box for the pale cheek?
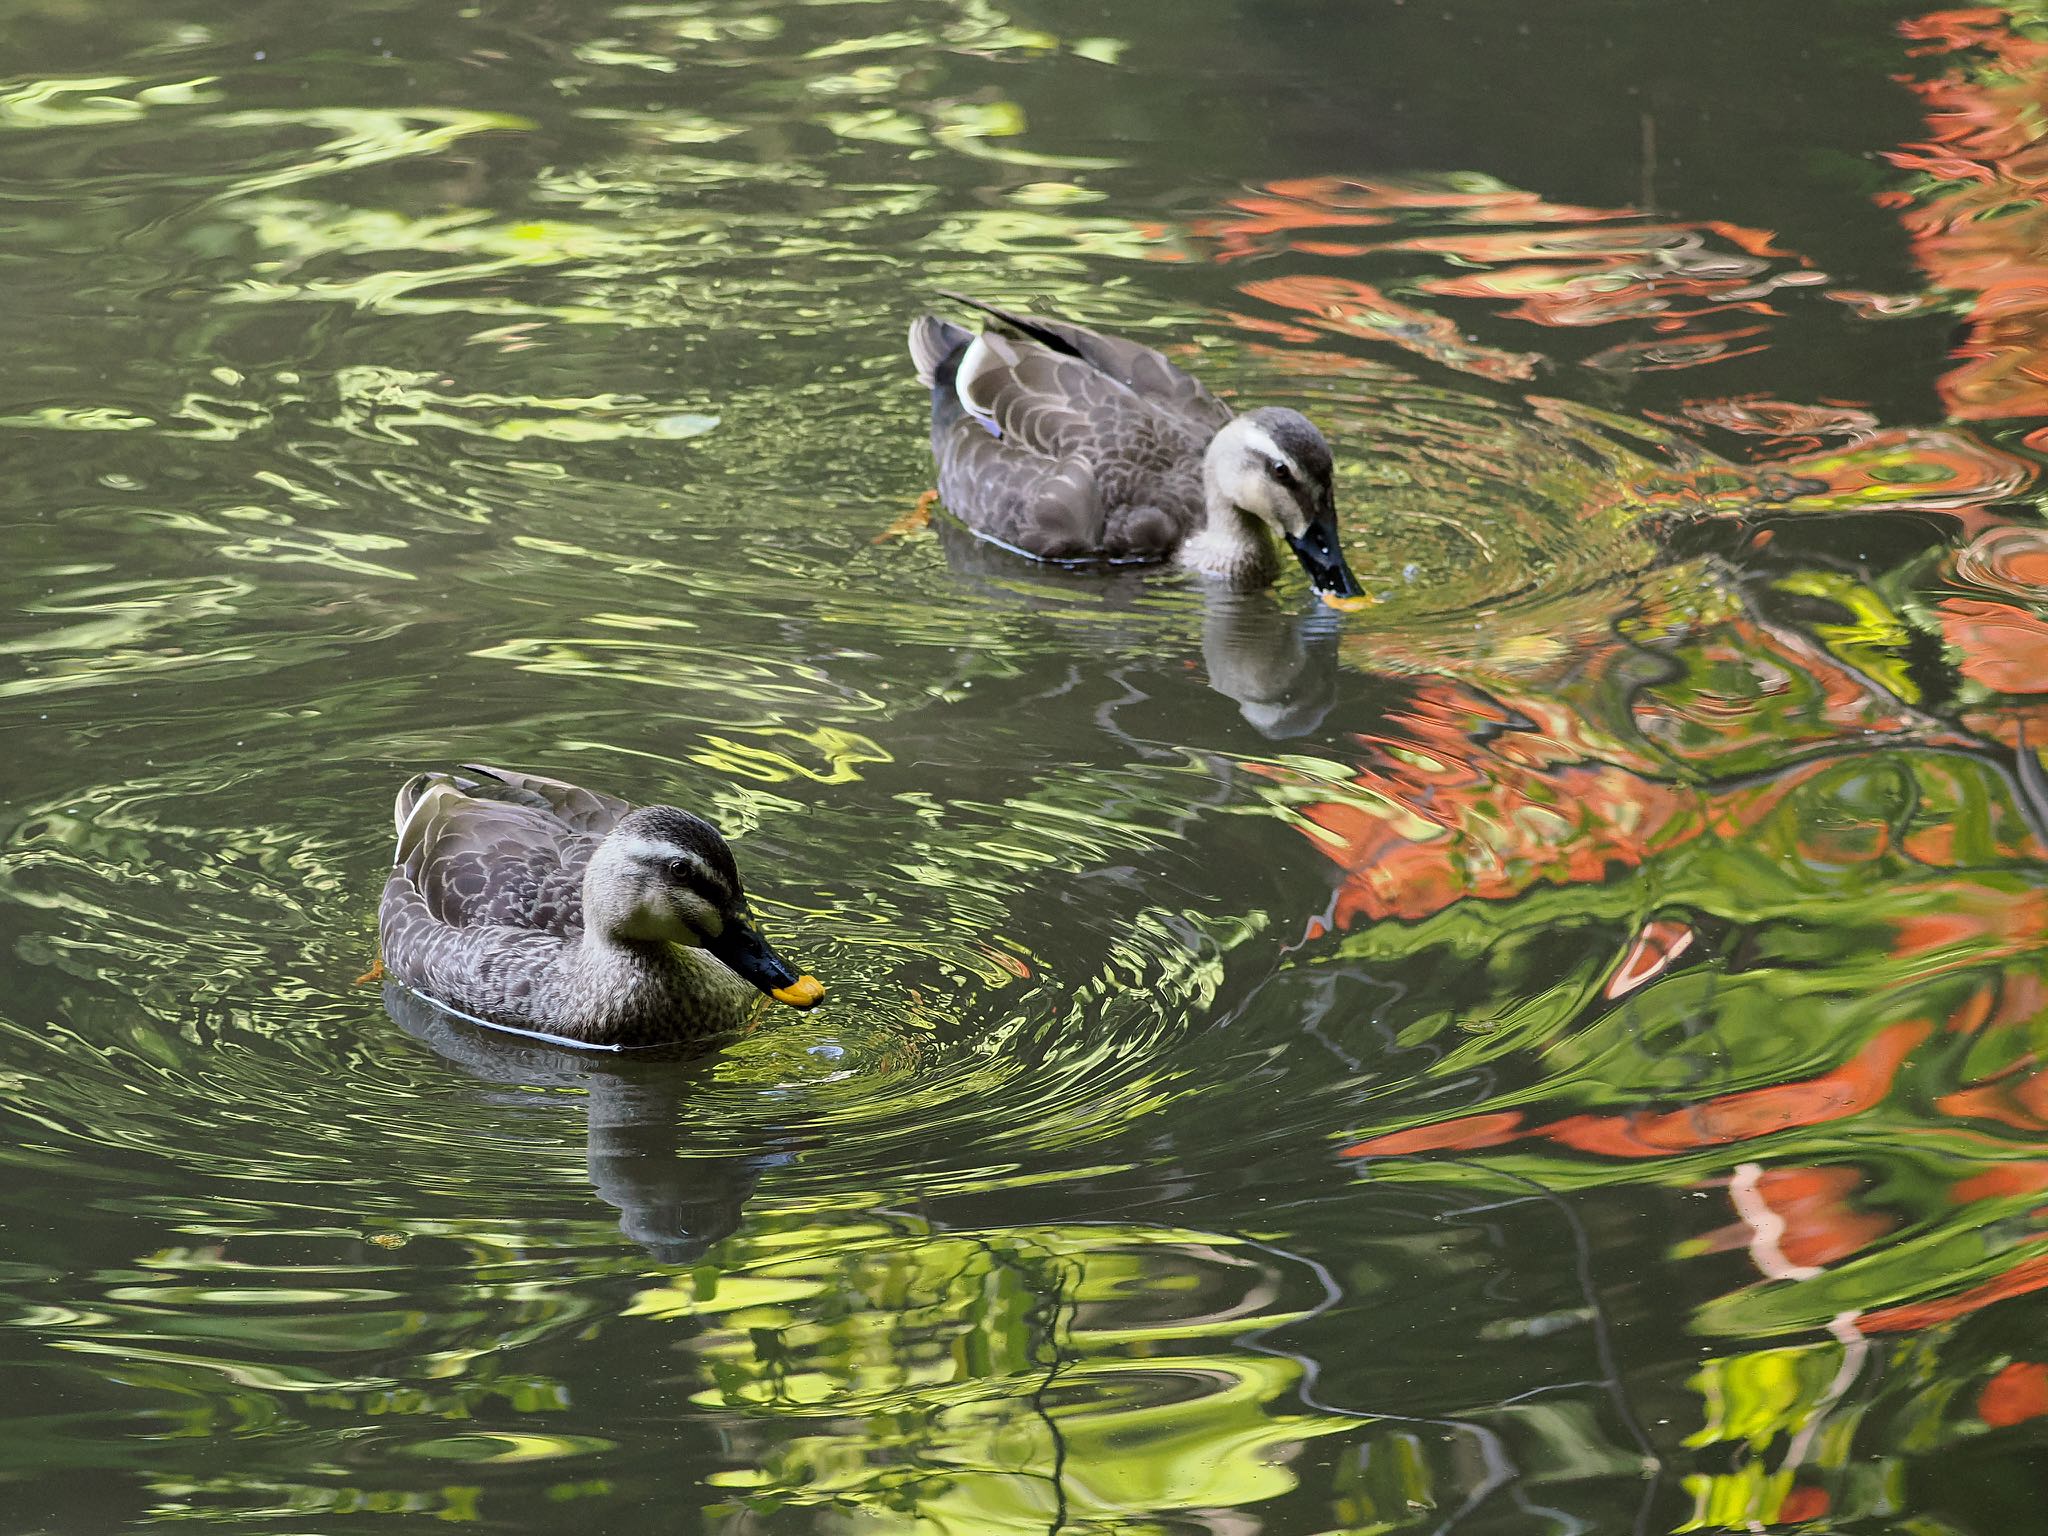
[1260,485,1304,535]
[1234,475,1277,525]
[675,901,723,940]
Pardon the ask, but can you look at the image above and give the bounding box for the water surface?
[4,1,2048,1530]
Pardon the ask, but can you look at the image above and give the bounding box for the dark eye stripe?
[663,860,734,908]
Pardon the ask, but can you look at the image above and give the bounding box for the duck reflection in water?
[930,515,1342,739]
[383,981,784,1262]
[1201,589,1343,740]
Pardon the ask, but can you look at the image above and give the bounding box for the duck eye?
[664,858,694,884]
[1268,460,1294,485]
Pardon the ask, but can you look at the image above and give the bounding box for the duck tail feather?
[935,290,1083,360]
[453,763,631,832]
[453,763,561,815]
[909,315,970,388]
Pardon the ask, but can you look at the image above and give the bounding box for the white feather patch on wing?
[393,779,455,865]
[954,332,1016,438]
[392,778,424,841]
[908,316,953,389]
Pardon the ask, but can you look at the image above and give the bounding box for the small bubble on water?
[808,1043,845,1062]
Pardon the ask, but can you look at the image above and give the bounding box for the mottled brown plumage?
[379,765,822,1050]
[908,294,1363,599]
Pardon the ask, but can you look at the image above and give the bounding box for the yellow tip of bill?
[1319,591,1373,612]
[771,974,826,1009]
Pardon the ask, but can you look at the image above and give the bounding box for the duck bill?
[708,920,826,1010]
[1285,519,1364,605]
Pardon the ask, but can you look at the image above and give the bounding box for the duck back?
[909,298,1233,566]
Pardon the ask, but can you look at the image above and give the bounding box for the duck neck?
[534,930,752,1041]
[1177,483,1279,589]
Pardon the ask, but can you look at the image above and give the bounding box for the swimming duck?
[379,764,824,1049]
[908,293,1364,602]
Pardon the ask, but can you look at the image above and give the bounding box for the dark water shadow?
[382,982,783,1262]
[930,515,1341,738]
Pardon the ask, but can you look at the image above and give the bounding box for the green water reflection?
[4,0,2048,1530]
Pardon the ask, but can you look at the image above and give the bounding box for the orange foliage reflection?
[1888,7,2048,419]
[1659,396,1881,456]
[1287,741,1826,930]
[1191,174,1826,379]
[1863,1254,2048,1331]
[1290,564,2048,1339]
[1235,274,1539,382]
[1979,1361,2048,1425]
[1940,597,2048,692]
[1268,604,1955,929]
[1623,426,2031,520]
[1197,6,2048,1379]
[1696,1166,1899,1271]
[1605,918,1697,1000]
[1344,1021,1932,1161]
[1190,175,1634,263]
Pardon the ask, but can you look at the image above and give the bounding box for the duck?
[907,292,1364,603]
[378,764,824,1049]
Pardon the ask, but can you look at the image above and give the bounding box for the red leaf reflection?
[1953,525,2048,599]
[1236,274,1539,381]
[1979,1361,2048,1426]
[1862,1252,2048,1333]
[1343,1022,1932,1161]
[1885,8,2048,419]
[1604,919,1697,1000]
[1938,598,2048,694]
[1192,175,1822,378]
[1721,1166,1898,1271]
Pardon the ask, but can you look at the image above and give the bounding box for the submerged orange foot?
[874,488,938,544]
[353,955,385,986]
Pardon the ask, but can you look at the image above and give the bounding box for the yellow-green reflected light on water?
[4,0,2048,1531]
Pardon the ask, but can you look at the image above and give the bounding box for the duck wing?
[450,763,631,837]
[942,330,1211,558]
[389,768,605,937]
[931,407,1108,561]
[913,297,1225,561]
[938,292,1234,436]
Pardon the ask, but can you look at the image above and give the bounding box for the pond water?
[5,0,2048,1530]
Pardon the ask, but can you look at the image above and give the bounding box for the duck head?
[1203,408,1364,605]
[583,806,825,1009]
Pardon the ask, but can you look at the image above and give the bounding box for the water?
[3,0,2046,1529]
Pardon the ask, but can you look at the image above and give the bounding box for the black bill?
[1285,514,1363,601]
[708,919,826,1009]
